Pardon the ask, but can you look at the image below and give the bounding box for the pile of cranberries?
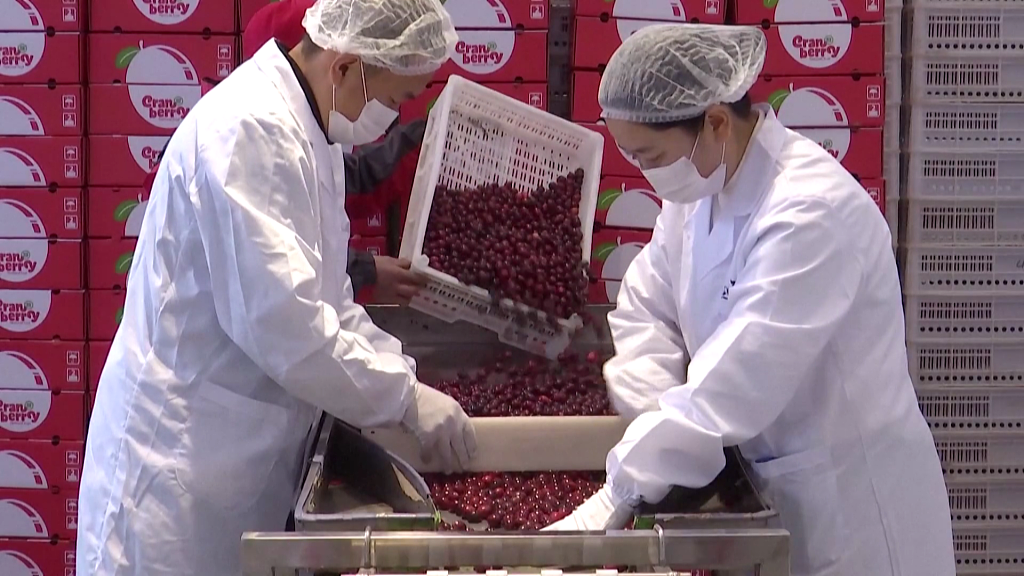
[426,350,615,417]
[422,169,591,320]
[427,471,605,531]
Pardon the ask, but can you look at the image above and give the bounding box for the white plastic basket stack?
[905,1,1024,570]
[399,76,604,359]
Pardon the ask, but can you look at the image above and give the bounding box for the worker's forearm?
[347,249,378,293]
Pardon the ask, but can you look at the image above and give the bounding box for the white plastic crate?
[887,5,903,56]
[910,53,1024,102]
[885,101,901,151]
[906,198,1024,244]
[399,76,603,359]
[946,478,1024,524]
[953,525,1024,573]
[934,433,1024,480]
[909,103,1024,150]
[886,54,903,106]
[905,246,1024,292]
[918,387,1024,431]
[909,340,1024,386]
[904,293,1024,338]
[911,1,1024,55]
[906,148,1024,199]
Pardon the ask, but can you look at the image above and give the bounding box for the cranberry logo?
[456,41,503,65]
[0,44,34,68]
[0,250,38,277]
[0,449,48,488]
[451,31,515,75]
[780,25,851,69]
[798,127,852,162]
[128,136,171,173]
[0,148,46,186]
[132,0,200,25]
[0,200,46,238]
[117,41,202,129]
[0,351,48,390]
[0,96,45,136]
[792,35,840,60]
[0,498,48,537]
[0,399,43,430]
[0,549,46,576]
[139,93,191,123]
[0,295,44,332]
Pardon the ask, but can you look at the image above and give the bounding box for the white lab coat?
[604,109,955,576]
[77,43,419,576]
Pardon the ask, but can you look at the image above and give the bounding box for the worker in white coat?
[544,24,956,576]
[76,1,476,574]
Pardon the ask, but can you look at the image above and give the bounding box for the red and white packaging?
[860,178,885,215]
[749,76,885,128]
[88,341,112,393]
[0,440,84,490]
[444,0,550,29]
[590,228,651,281]
[0,240,82,290]
[0,0,85,31]
[90,0,236,33]
[349,236,387,256]
[89,84,201,135]
[575,0,725,22]
[0,189,83,240]
[87,136,169,186]
[87,187,150,238]
[795,127,882,178]
[87,239,136,290]
[0,341,87,393]
[594,176,660,231]
[401,81,547,122]
[0,489,78,540]
[581,123,642,178]
[0,33,81,84]
[573,18,662,70]
[89,33,236,85]
[0,86,84,136]
[87,290,125,341]
[435,30,546,83]
[239,0,270,30]
[0,137,84,188]
[0,538,77,576]
[734,0,885,24]
[0,389,85,441]
[761,23,884,76]
[571,71,601,122]
[0,290,85,340]
[588,280,620,304]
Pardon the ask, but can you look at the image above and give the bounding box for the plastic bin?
[906,198,1024,244]
[917,387,1024,431]
[399,76,604,359]
[904,293,1024,338]
[953,525,1024,573]
[908,339,1024,386]
[911,1,1024,54]
[910,53,1024,102]
[946,479,1024,524]
[906,148,1024,199]
[904,246,1024,293]
[908,103,1024,151]
[934,433,1024,480]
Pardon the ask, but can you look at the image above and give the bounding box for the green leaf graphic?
[425,96,439,114]
[115,307,124,325]
[113,200,139,222]
[597,189,622,210]
[115,46,140,69]
[115,253,134,275]
[766,88,790,110]
[593,242,618,262]
[764,0,780,7]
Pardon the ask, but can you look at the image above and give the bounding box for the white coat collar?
[716,105,786,219]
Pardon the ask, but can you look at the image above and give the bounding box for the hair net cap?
[303,0,458,75]
[598,24,767,124]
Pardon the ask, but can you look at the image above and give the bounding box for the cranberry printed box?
[749,75,885,128]
[444,0,550,29]
[0,389,85,441]
[88,290,125,341]
[594,176,660,231]
[0,33,81,84]
[87,136,169,186]
[0,86,84,136]
[581,123,641,178]
[89,84,200,135]
[89,33,236,84]
[0,341,87,393]
[350,209,387,237]
[734,0,885,24]
[349,236,387,256]
[0,440,84,490]
[575,0,725,23]
[87,187,149,238]
[90,0,236,33]
[0,0,86,32]
[796,127,882,178]
[0,189,83,240]
[571,71,601,122]
[88,341,112,392]
[0,538,77,576]
[588,279,621,304]
[435,30,546,83]
[401,81,547,122]
[0,489,78,540]
[761,23,884,76]
[0,137,83,188]
[861,177,885,215]
[0,240,82,290]
[87,239,136,289]
[0,290,85,340]
[590,228,652,281]
[573,18,662,70]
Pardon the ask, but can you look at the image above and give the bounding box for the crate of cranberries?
[399,75,604,359]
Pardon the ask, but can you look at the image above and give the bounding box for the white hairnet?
[303,0,457,75]
[598,24,767,124]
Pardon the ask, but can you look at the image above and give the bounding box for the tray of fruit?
[400,75,604,360]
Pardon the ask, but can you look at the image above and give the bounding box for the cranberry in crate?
[399,76,603,358]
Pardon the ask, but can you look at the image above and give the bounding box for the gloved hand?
[402,384,477,473]
[542,483,636,531]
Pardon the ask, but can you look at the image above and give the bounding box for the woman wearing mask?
[544,24,955,576]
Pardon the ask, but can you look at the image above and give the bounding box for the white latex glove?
[542,483,636,531]
[402,384,477,473]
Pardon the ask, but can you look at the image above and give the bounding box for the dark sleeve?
[344,119,426,196]
[347,248,378,293]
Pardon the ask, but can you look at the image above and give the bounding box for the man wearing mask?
[76,1,477,575]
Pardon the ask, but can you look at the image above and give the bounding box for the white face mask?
[641,131,727,205]
[327,61,398,147]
